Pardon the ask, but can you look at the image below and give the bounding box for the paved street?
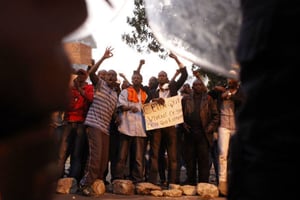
[53,193,226,200]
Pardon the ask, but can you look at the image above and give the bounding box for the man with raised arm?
[148,52,188,186]
[79,47,118,197]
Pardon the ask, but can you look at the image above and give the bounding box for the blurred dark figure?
[0,1,110,200]
[228,1,300,200]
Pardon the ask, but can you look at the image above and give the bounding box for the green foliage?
[121,0,168,58]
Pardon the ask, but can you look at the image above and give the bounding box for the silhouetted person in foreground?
[228,1,300,200]
[0,1,111,200]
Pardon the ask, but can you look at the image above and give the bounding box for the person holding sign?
[147,52,188,186]
[181,79,219,185]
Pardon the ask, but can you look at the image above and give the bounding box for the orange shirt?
[127,86,147,104]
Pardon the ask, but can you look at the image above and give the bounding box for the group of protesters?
[51,46,245,197]
[1,1,298,200]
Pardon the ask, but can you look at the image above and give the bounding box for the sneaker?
[218,181,228,196]
[79,185,96,197]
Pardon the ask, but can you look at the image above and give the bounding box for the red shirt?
[64,84,94,122]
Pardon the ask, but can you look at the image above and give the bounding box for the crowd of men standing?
[52,46,245,197]
[2,1,298,200]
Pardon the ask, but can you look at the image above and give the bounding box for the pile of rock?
[56,177,219,198]
[112,180,219,198]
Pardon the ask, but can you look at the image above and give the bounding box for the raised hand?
[152,97,165,105]
[169,52,184,68]
[140,59,145,65]
[119,73,126,79]
[169,52,177,59]
[88,46,114,82]
[136,59,145,74]
[102,46,114,59]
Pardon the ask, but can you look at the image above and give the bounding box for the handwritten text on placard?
[142,95,183,130]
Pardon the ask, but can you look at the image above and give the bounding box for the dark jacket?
[182,92,220,146]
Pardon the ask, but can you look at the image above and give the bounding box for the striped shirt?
[84,79,118,135]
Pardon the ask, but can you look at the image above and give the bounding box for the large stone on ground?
[180,185,197,196]
[169,183,181,189]
[135,182,162,195]
[196,182,219,198]
[162,189,182,197]
[91,179,105,195]
[56,178,78,194]
[112,179,135,195]
[150,190,163,197]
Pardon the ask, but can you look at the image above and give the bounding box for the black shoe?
[104,180,110,185]
[79,185,96,197]
[160,181,168,189]
[181,180,196,186]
